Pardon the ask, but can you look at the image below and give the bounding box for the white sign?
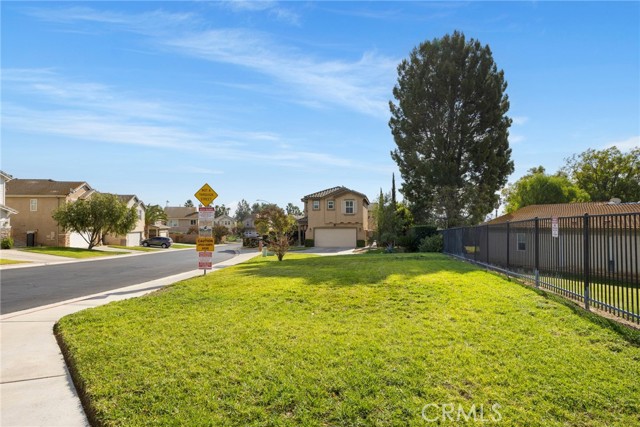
[552,217,559,238]
[199,206,215,221]
[198,251,213,269]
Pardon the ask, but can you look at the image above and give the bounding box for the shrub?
[419,234,443,253]
[304,239,314,247]
[1,237,14,249]
[356,240,366,248]
[401,224,439,252]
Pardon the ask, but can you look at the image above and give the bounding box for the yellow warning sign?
[194,183,218,207]
[196,237,215,252]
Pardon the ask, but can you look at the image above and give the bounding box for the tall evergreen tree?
[234,199,251,221]
[391,173,397,207]
[389,31,514,227]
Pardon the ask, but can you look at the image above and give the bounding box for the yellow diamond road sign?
[195,183,218,206]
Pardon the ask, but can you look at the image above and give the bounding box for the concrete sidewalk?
[0,250,259,427]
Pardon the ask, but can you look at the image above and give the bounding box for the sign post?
[552,216,559,238]
[194,184,218,274]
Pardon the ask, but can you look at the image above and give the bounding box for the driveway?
[298,247,355,256]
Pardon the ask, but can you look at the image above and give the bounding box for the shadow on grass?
[230,252,480,288]
[232,252,640,346]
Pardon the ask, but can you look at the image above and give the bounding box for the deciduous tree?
[389,31,513,227]
[503,167,590,213]
[285,203,302,216]
[255,205,296,261]
[53,193,137,249]
[563,146,640,202]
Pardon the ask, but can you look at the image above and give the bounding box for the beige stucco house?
[164,206,198,234]
[6,179,95,247]
[103,195,146,246]
[301,186,370,247]
[214,214,235,233]
[0,171,18,240]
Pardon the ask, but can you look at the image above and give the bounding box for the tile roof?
[302,186,369,203]
[487,202,640,224]
[6,179,92,197]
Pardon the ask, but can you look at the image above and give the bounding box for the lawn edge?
[54,322,102,427]
[445,255,640,346]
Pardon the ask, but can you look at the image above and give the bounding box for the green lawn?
[170,243,194,249]
[22,247,129,258]
[56,253,640,426]
[0,258,30,265]
[108,245,159,253]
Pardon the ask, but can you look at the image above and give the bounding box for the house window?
[313,200,320,210]
[517,233,526,251]
[168,220,179,227]
[30,199,37,212]
[138,209,142,220]
[345,200,355,214]
[190,220,197,226]
[327,200,335,210]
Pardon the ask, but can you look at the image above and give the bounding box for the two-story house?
[164,206,198,234]
[104,195,146,246]
[0,171,18,241]
[6,179,95,247]
[214,214,235,233]
[301,186,370,247]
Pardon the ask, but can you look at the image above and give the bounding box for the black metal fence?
[442,213,640,324]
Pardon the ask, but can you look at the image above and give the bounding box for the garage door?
[69,232,91,248]
[126,232,142,247]
[315,228,357,247]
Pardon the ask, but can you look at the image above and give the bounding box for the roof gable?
[6,179,92,197]
[302,186,369,204]
[164,206,198,218]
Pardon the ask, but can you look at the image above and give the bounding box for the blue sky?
[2,1,638,214]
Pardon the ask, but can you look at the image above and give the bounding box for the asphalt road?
[1,244,240,314]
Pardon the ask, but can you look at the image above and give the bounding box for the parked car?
[141,236,173,248]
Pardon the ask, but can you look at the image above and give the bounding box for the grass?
[170,243,195,249]
[108,245,159,253]
[56,253,640,426]
[22,247,129,259]
[0,258,30,265]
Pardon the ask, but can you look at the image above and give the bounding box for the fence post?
[506,221,510,269]
[486,224,490,264]
[535,217,540,287]
[583,213,590,311]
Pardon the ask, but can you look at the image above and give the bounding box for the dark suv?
[141,236,173,248]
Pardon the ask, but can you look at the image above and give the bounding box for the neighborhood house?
[103,195,146,247]
[0,170,18,241]
[301,186,370,247]
[6,179,95,247]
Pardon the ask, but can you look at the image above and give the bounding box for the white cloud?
[220,1,301,26]
[2,70,355,169]
[509,134,525,144]
[165,29,397,118]
[511,116,529,126]
[24,6,396,118]
[604,136,639,151]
